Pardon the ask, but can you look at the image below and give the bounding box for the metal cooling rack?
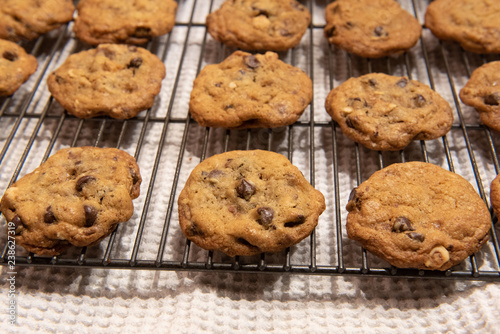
[1,0,500,281]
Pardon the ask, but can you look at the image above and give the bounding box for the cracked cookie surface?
[459,61,500,131]
[325,73,453,151]
[425,0,500,54]
[0,0,74,42]
[189,51,312,129]
[346,162,491,271]
[47,44,165,119]
[178,150,325,257]
[0,147,142,256]
[74,0,177,45]
[206,0,310,51]
[324,0,421,58]
[0,39,38,96]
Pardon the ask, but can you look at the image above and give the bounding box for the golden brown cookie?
[178,150,326,257]
[324,0,422,58]
[325,73,453,151]
[425,0,500,54]
[206,0,311,51]
[73,0,178,45]
[0,39,38,96]
[47,44,166,119]
[0,147,142,256]
[346,162,491,271]
[459,61,500,131]
[0,0,74,42]
[189,51,312,129]
[490,175,500,220]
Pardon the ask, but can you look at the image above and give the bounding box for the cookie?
[324,0,422,58]
[425,0,500,54]
[346,162,491,271]
[0,39,38,96]
[189,51,313,129]
[325,73,453,151]
[459,61,500,131]
[0,147,141,256]
[73,0,178,45]
[47,44,166,119]
[0,0,74,42]
[490,175,500,220]
[178,150,325,257]
[206,0,310,51]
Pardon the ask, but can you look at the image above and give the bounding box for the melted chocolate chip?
[414,94,426,107]
[284,215,305,228]
[484,92,500,106]
[44,206,56,224]
[368,78,378,87]
[345,116,355,128]
[84,206,98,227]
[407,232,425,242]
[3,51,18,61]
[392,216,414,233]
[12,215,22,229]
[257,207,274,227]
[374,26,388,37]
[128,57,143,69]
[396,78,408,88]
[244,55,261,69]
[134,26,151,38]
[236,179,256,201]
[348,188,358,202]
[188,222,202,236]
[130,168,140,185]
[75,175,96,191]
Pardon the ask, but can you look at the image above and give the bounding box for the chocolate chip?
[84,206,98,227]
[396,78,408,88]
[2,51,18,61]
[188,222,203,236]
[484,92,500,106]
[257,207,274,227]
[44,206,56,224]
[236,179,256,200]
[345,116,355,128]
[134,26,151,38]
[345,21,354,29]
[407,232,425,242]
[75,175,96,191]
[128,57,143,69]
[284,215,305,228]
[414,94,426,107]
[99,48,115,59]
[55,75,65,84]
[12,215,22,229]
[215,82,222,87]
[374,26,388,37]
[207,169,224,178]
[224,104,234,110]
[348,188,357,202]
[325,25,337,37]
[368,78,378,87]
[392,216,414,233]
[280,29,291,37]
[244,55,261,69]
[236,237,259,251]
[130,168,140,185]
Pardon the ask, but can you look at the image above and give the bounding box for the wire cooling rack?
[1,0,499,281]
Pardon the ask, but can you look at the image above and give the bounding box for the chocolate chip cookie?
[0,39,38,96]
[346,162,491,271]
[0,0,75,42]
[459,61,500,131]
[324,0,422,58]
[73,0,177,45]
[189,51,312,129]
[325,73,453,151]
[206,0,310,51]
[0,147,142,256]
[178,150,326,257]
[47,44,166,119]
[425,0,500,54]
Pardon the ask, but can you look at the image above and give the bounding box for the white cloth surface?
[1,0,500,332]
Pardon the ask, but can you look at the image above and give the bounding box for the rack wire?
[1,0,500,281]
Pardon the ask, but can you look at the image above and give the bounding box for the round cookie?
[73,0,178,45]
[0,39,38,96]
[0,147,142,256]
[0,0,75,42]
[346,162,491,271]
[206,0,311,51]
[178,150,326,257]
[425,0,500,54]
[47,44,166,119]
[459,61,500,131]
[189,51,313,129]
[325,73,453,151]
[324,0,422,58]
